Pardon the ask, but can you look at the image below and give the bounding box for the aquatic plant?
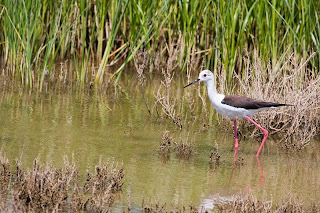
[134,49,151,115]
[0,154,124,212]
[160,130,173,152]
[215,193,320,212]
[123,192,320,212]
[209,142,220,167]
[173,135,195,158]
[215,193,272,212]
[154,68,183,129]
[159,131,195,158]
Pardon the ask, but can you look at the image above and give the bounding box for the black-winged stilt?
[184,70,292,157]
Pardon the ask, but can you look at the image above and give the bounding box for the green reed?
[0,0,319,88]
[94,0,129,85]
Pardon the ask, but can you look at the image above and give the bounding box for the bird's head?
[183,70,214,88]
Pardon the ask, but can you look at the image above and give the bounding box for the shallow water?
[0,83,319,211]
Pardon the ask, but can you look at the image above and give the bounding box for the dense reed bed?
[1,0,320,90]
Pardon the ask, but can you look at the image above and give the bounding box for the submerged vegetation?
[160,130,195,158]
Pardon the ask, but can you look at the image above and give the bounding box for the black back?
[221,95,289,109]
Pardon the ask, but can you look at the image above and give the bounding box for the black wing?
[221,95,289,109]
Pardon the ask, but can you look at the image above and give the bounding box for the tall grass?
[0,0,319,89]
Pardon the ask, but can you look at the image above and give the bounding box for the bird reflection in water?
[228,156,264,190]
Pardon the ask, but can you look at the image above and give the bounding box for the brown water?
[0,82,320,211]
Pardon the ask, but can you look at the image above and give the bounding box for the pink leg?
[246,116,269,157]
[256,156,264,181]
[233,120,239,159]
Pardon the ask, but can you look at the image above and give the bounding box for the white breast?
[208,94,253,119]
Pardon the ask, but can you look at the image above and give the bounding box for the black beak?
[183,79,200,88]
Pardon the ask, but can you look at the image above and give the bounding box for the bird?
[184,70,292,158]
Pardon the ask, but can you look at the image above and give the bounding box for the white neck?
[205,79,218,96]
[205,78,224,109]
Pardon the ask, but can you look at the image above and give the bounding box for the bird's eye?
[203,74,207,77]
